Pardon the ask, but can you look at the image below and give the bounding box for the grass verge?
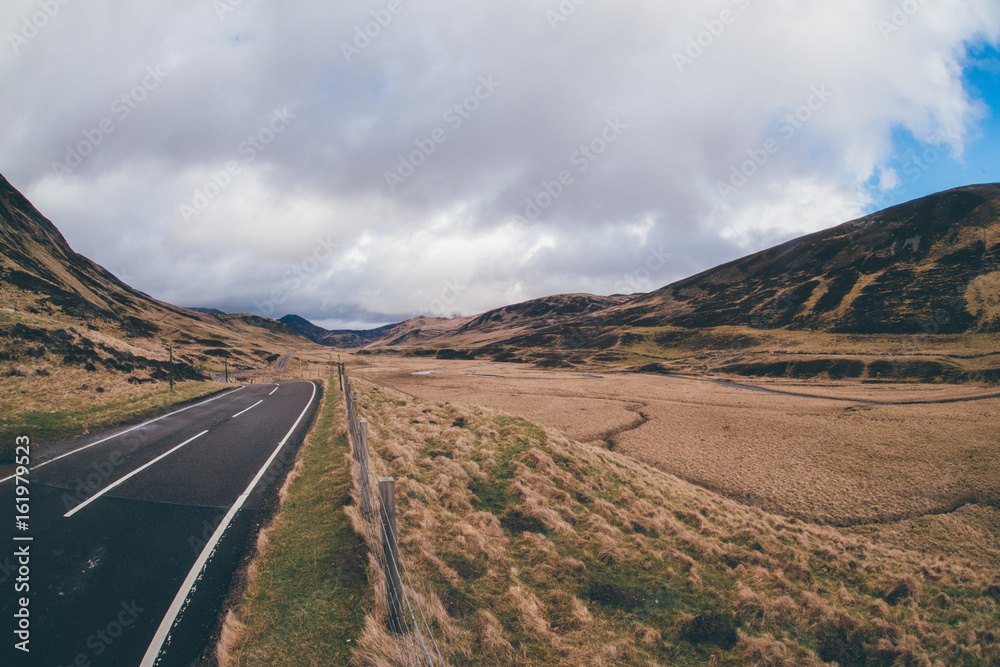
[220,378,370,665]
[0,380,226,462]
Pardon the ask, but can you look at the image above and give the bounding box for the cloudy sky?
[2,1,999,329]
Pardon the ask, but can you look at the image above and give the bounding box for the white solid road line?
[140,381,317,667]
[0,386,244,485]
[232,400,264,419]
[63,430,210,518]
[269,385,279,396]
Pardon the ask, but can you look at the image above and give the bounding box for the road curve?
[210,349,296,382]
[1,381,318,666]
[274,350,296,371]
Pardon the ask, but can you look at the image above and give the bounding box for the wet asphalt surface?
[1,381,318,666]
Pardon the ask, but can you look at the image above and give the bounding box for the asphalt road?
[211,349,296,383]
[274,350,296,372]
[1,381,318,666]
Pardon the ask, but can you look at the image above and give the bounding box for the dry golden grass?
[352,358,1000,526]
[622,398,999,525]
[3,356,183,417]
[0,374,225,462]
[690,376,1000,403]
[342,376,1000,666]
[967,272,1000,321]
[846,504,1000,570]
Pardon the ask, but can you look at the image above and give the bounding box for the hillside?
[453,293,632,338]
[606,183,1000,334]
[282,294,630,352]
[0,173,300,343]
[341,294,633,354]
[0,173,320,451]
[0,174,195,331]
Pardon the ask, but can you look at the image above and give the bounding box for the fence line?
[340,363,446,667]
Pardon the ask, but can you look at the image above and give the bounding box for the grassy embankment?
[219,378,370,665]
[343,378,1000,666]
[0,306,299,461]
[1,381,225,462]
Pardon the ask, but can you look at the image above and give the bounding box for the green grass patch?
[223,379,369,665]
[469,415,543,516]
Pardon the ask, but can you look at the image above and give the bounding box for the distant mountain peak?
[279,314,316,327]
[279,314,403,348]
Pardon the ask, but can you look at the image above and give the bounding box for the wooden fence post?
[359,420,372,521]
[352,396,359,447]
[379,477,405,634]
[351,400,358,452]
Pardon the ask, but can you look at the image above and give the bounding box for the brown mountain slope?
[0,172,310,340]
[362,293,632,353]
[455,293,631,334]
[606,183,1000,334]
[281,294,633,353]
[0,173,319,435]
[0,173,197,330]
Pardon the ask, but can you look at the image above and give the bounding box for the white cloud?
[1,0,998,328]
[709,178,870,250]
[877,167,901,192]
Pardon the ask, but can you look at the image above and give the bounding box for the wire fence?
[340,363,447,667]
[213,363,331,384]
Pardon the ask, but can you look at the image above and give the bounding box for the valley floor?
[351,357,1000,563]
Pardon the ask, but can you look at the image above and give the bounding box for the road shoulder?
[209,378,370,665]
